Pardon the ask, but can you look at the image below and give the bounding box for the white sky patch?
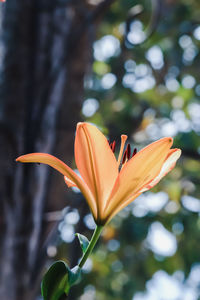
[187,264,200,288]
[161,120,178,137]
[132,192,168,218]
[188,102,200,132]
[93,35,120,61]
[188,103,200,120]
[122,73,136,88]
[101,73,117,89]
[84,214,96,230]
[81,258,93,273]
[124,59,136,72]
[123,63,155,93]
[193,26,200,40]
[145,123,162,140]
[47,245,57,258]
[146,271,182,299]
[135,64,150,77]
[80,285,96,300]
[179,35,193,49]
[132,76,155,93]
[165,78,180,92]
[82,98,99,117]
[146,222,177,256]
[145,116,188,140]
[165,201,179,214]
[183,46,198,64]
[171,109,191,133]
[64,209,80,225]
[178,34,198,64]
[182,75,196,89]
[132,205,148,218]
[146,45,164,70]
[182,195,200,213]
[60,223,75,243]
[133,267,200,300]
[127,20,146,44]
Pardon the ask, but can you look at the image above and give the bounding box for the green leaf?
[41,261,81,300]
[75,233,89,254]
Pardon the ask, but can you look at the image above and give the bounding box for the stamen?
[122,149,127,164]
[111,140,116,153]
[117,135,128,166]
[108,140,116,153]
[132,148,137,157]
[126,144,131,160]
[122,143,131,164]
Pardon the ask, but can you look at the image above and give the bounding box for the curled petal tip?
[77,122,85,129]
[16,155,30,162]
[168,137,173,143]
[162,136,173,143]
[16,156,22,162]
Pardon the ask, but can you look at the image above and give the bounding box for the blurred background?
[0,0,200,299]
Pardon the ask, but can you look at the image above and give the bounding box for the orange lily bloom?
[16,122,181,225]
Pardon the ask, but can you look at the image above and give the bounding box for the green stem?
[78,225,103,269]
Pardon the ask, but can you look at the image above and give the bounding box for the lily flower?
[16,122,181,225]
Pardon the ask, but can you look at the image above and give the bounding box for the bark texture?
[0,0,101,299]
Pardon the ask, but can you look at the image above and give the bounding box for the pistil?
[117,135,128,166]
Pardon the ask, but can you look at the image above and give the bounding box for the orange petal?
[64,176,77,188]
[138,148,181,193]
[106,148,181,223]
[75,123,119,221]
[104,137,173,220]
[105,191,142,224]
[16,153,97,219]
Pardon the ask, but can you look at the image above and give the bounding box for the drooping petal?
[138,148,181,193]
[104,137,173,221]
[16,153,97,219]
[75,123,119,221]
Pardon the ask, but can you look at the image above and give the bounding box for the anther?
[132,148,137,157]
[122,149,127,164]
[108,140,116,153]
[111,140,116,153]
[126,144,131,160]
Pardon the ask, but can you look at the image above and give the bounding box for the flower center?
[122,143,137,164]
[108,136,137,169]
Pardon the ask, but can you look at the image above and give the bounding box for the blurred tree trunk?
[0,0,114,299]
